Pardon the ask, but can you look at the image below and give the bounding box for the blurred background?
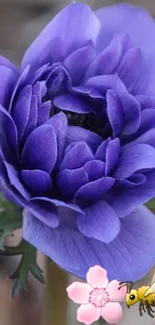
[0,0,155,325]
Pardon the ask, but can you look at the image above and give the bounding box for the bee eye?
[129,294,135,300]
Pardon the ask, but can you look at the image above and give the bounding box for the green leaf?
[93,320,108,325]
[0,195,22,250]
[3,239,44,299]
[98,319,108,324]
[145,198,155,210]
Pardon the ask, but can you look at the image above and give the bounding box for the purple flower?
[1,3,155,281]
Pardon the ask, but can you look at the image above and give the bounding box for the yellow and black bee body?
[119,281,155,318]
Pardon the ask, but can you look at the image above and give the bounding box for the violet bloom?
[1,3,155,281]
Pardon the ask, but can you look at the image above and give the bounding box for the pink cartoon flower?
[67,265,126,325]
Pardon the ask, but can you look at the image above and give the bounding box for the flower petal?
[107,280,126,302]
[0,104,18,154]
[3,161,30,200]
[84,160,105,181]
[117,174,146,188]
[114,144,155,178]
[0,66,17,108]
[117,48,142,93]
[101,302,122,324]
[64,46,95,86]
[66,126,102,152]
[37,101,51,127]
[95,139,109,161]
[106,90,124,138]
[75,177,115,200]
[86,74,127,98]
[9,65,30,113]
[23,205,155,281]
[54,94,93,113]
[57,168,88,198]
[95,3,155,96]
[105,138,120,176]
[45,112,67,165]
[137,108,155,136]
[76,200,120,243]
[67,282,91,304]
[60,142,94,171]
[84,33,130,81]
[12,85,32,141]
[77,304,100,325]
[23,95,38,141]
[21,125,57,173]
[22,3,100,70]
[21,169,52,196]
[109,170,155,217]
[87,265,108,288]
[32,81,47,105]
[121,92,141,135]
[0,56,19,75]
[95,3,155,55]
[23,206,59,228]
[1,178,27,208]
[30,196,84,215]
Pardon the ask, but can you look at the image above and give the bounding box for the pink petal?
[77,303,100,324]
[101,302,123,324]
[107,280,127,302]
[66,282,91,304]
[86,265,109,288]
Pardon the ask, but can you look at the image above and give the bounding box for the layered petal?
[95,3,155,96]
[23,95,38,141]
[109,170,155,217]
[76,201,120,243]
[84,33,130,80]
[46,112,67,165]
[0,56,19,75]
[54,94,93,113]
[23,205,155,281]
[23,205,59,228]
[21,125,57,173]
[60,142,94,171]
[95,3,155,55]
[57,167,88,198]
[84,160,105,181]
[87,265,108,288]
[106,90,124,138]
[0,66,17,108]
[67,282,91,304]
[117,48,142,93]
[21,169,52,196]
[75,177,115,200]
[4,161,30,200]
[30,196,84,215]
[12,85,32,141]
[114,144,155,178]
[105,138,120,176]
[107,280,126,302]
[22,3,100,70]
[101,302,122,324]
[66,126,102,152]
[0,104,18,154]
[77,304,100,325]
[64,45,95,85]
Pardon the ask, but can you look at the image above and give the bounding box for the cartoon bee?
[118,281,155,318]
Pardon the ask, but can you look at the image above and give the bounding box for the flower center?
[88,287,110,308]
[66,112,112,138]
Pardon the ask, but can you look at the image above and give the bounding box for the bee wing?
[144,280,155,297]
